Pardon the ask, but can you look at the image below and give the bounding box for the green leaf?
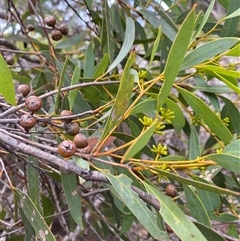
[84,42,94,78]
[195,181,221,213]
[225,43,240,56]
[69,65,80,111]
[189,126,201,160]
[212,72,240,94]
[103,173,163,239]
[101,51,136,140]
[106,17,135,73]
[144,181,208,241]
[165,98,185,132]
[194,76,220,112]
[194,222,227,241]
[27,155,42,213]
[224,139,240,156]
[15,189,56,241]
[93,53,109,78]
[55,57,69,112]
[224,7,240,20]
[148,26,162,69]
[181,38,240,70]
[183,185,211,228]
[139,10,177,42]
[101,0,115,63]
[147,168,239,196]
[191,85,233,94]
[201,65,240,79]
[157,8,195,110]
[177,87,232,144]
[61,171,83,229]
[74,156,90,184]
[207,153,240,174]
[119,215,135,235]
[0,54,16,105]
[228,223,239,238]
[19,208,36,241]
[192,0,215,41]
[123,119,157,161]
[130,98,157,115]
[221,97,240,134]
[221,0,240,37]
[42,195,55,226]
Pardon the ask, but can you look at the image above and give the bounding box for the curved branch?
[0,81,120,118]
[0,128,161,210]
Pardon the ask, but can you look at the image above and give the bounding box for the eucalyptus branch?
[0,81,120,118]
[0,128,162,211]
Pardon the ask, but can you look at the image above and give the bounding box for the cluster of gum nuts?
[44,15,69,41]
[17,84,88,159]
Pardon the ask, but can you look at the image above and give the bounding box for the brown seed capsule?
[25,96,42,113]
[44,15,56,27]
[20,114,37,130]
[66,123,79,136]
[17,84,30,97]
[58,23,69,35]
[73,133,88,149]
[58,140,76,158]
[28,0,36,14]
[60,110,73,124]
[51,30,62,41]
[165,184,178,198]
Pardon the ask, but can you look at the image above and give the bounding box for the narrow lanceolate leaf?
[224,139,240,156]
[165,98,185,132]
[61,171,83,229]
[123,119,157,161]
[148,26,162,69]
[101,51,136,141]
[19,208,36,240]
[93,53,109,78]
[181,38,240,70]
[104,173,163,239]
[224,8,240,20]
[194,177,221,213]
[221,97,240,134]
[200,65,240,79]
[206,153,240,174]
[0,54,16,106]
[147,168,239,196]
[194,222,228,241]
[101,0,115,63]
[69,65,80,111]
[139,10,177,42]
[27,155,42,213]
[183,185,211,228]
[106,17,135,73]
[144,181,208,241]
[157,7,195,110]
[192,0,215,41]
[177,87,232,144]
[189,126,201,160]
[84,42,94,78]
[212,72,240,94]
[221,0,240,37]
[55,57,69,112]
[15,189,56,241]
